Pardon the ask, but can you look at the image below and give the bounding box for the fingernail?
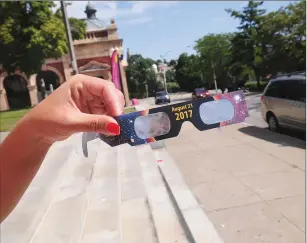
[106,122,120,135]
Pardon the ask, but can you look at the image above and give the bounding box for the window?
[265,79,306,102]
[282,80,305,102]
[265,81,282,98]
[296,79,306,102]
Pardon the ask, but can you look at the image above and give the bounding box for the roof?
[83,1,106,31]
[271,72,306,81]
[83,18,106,31]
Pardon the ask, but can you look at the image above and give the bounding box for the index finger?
[77,75,124,116]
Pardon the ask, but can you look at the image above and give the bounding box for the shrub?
[244,81,268,91]
[167,82,180,93]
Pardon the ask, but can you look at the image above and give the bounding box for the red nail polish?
[106,122,120,135]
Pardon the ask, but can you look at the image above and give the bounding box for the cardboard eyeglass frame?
[98,90,249,147]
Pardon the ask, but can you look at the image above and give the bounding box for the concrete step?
[80,144,121,243]
[1,140,75,243]
[137,144,188,243]
[29,138,99,243]
[118,144,158,243]
[1,132,223,243]
[154,148,225,243]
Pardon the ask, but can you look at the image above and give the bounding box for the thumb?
[71,113,120,135]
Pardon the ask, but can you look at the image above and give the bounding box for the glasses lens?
[134,112,171,139]
[199,99,234,124]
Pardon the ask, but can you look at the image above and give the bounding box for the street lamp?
[152,64,158,74]
[60,1,78,75]
[160,51,172,93]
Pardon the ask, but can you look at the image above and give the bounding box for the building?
[0,2,129,111]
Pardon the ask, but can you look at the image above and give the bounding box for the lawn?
[0,106,136,132]
[124,106,136,114]
[0,108,31,132]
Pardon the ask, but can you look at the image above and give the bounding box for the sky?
[54,1,296,61]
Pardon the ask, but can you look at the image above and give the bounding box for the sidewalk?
[165,122,305,243]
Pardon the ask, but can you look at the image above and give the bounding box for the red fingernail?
[106,122,120,135]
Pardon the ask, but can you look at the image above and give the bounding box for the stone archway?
[4,74,31,110]
[36,70,61,102]
[79,61,111,80]
[41,65,65,84]
[96,75,105,79]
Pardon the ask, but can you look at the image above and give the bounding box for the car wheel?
[267,113,280,133]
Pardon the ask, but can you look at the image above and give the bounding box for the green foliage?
[0,1,68,75]
[54,8,86,40]
[0,2,86,76]
[165,69,176,83]
[226,1,267,87]
[175,53,203,92]
[167,82,180,93]
[244,81,268,91]
[195,33,233,90]
[126,54,157,98]
[258,0,306,74]
[171,0,305,93]
[225,0,306,88]
[68,18,86,40]
[168,59,177,68]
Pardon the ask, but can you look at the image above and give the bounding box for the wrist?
[14,115,55,148]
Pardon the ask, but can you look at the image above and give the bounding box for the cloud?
[130,1,177,14]
[53,1,178,25]
[123,17,153,25]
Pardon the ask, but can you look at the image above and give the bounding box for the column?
[119,62,130,106]
[28,85,38,106]
[0,89,9,111]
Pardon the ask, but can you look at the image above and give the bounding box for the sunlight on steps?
[1,133,223,243]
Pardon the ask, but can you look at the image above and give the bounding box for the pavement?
[139,91,306,242]
[0,131,10,143]
[165,121,305,243]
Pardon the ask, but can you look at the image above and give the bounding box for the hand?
[21,74,125,144]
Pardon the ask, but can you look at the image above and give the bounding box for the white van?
[261,72,306,132]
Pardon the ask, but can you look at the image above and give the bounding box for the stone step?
[29,138,99,243]
[2,132,223,243]
[1,140,75,243]
[80,144,120,243]
[154,148,225,243]
[136,144,188,243]
[118,144,158,243]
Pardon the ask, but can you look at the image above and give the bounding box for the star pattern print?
[99,90,249,147]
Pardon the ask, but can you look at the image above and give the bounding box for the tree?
[259,0,306,74]
[0,1,86,76]
[175,53,203,91]
[0,1,67,75]
[55,8,86,40]
[195,33,233,91]
[165,69,176,83]
[126,54,157,98]
[226,1,266,88]
[168,59,177,68]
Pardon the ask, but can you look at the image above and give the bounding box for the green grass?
[0,108,31,132]
[0,106,135,132]
[124,106,136,114]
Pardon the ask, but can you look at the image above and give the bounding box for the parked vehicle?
[155,90,170,105]
[261,72,306,132]
[192,88,210,99]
